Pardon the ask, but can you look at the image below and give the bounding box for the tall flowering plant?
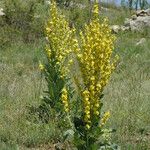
[39,0,119,149]
[38,0,76,123]
[62,2,119,149]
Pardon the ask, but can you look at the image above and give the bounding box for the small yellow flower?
[46,27,51,33]
[39,62,44,71]
[95,111,99,116]
[95,103,100,108]
[86,124,90,130]
[68,59,73,65]
[65,108,69,112]
[58,55,63,61]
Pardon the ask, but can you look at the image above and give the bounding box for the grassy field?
[0,2,150,150]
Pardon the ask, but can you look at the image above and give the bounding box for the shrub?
[1,0,49,43]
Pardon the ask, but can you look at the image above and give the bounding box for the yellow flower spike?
[93,3,99,15]
[46,1,117,132]
[45,0,79,78]
[61,87,69,113]
[99,111,110,128]
[73,2,117,130]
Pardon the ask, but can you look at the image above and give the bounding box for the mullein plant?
[38,0,75,124]
[39,0,119,149]
[63,2,119,149]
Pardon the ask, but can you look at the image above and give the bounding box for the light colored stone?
[111,8,150,33]
[131,16,150,31]
[124,18,130,26]
[131,15,137,20]
[136,9,150,17]
[110,25,120,33]
[120,26,130,31]
[45,1,50,5]
[136,10,146,16]
[101,7,109,11]
[0,8,5,16]
[136,38,146,46]
[145,8,150,16]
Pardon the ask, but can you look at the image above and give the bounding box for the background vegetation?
[0,0,150,149]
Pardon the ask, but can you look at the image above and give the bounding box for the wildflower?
[61,87,69,113]
[82,90,91,126]
[93,1,99,16]
[45,0,77,77]
[86,124,90,130]
[39,62,44,71]
[99,111,110,127]
[68,59,73,66]
[74,2,118,129]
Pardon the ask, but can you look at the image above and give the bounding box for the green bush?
[1,0,49,43]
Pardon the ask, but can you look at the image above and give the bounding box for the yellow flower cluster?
[73,3,118,128]
[93,1,99,17]
[45,0,76,77]
[99,111,110,127]
[43,1,118,130]
[61,87,69,112]
[39,61,44,71]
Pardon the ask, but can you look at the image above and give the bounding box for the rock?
[124,18,130,26]
[0,8,5,16]
[101,7,109,11]
[136,10,147,17]
[45,0,51,5]
[131,15,137,20]
[120,26,130,31]
[127,16,150,31]
[111,8,150,33]
[145,8,150,16]
[110,25,120,33]
[136,38,146,46]
[129,20,137,31]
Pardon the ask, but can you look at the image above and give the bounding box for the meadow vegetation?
[0,0,150,150]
